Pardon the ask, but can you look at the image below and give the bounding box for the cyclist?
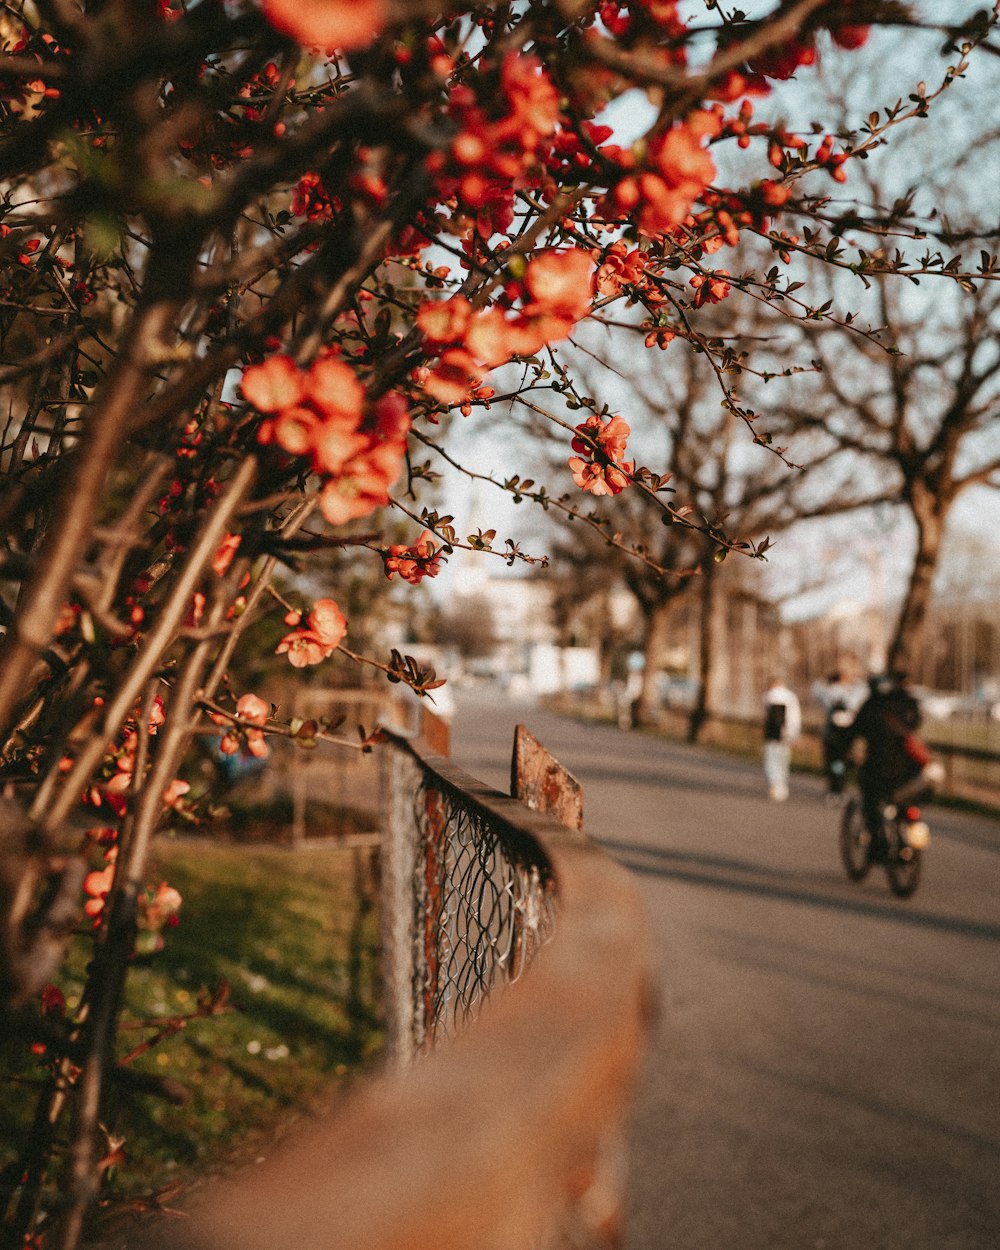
[850,671,929,857]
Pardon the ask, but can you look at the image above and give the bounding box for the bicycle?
[839,790,931,899]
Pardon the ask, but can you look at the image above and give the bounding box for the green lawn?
[1,837,383,1234]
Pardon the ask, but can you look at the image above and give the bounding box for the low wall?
[124,736,653,1250]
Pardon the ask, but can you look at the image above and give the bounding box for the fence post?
[511,724,626,1249]
[378,742,422,1067]
[511,724,583,832]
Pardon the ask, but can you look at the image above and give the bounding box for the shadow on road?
[712,939,999,1031]
[598,837,1000,943]
[576,761,767,802]
[742,1057,1000,1157]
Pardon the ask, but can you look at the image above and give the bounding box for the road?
[450,692,1000,1250]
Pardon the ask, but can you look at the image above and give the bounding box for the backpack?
[764,700,786,741]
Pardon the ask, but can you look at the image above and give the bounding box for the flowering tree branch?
[1,0,998,1242]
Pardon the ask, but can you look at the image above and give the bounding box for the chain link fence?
[379,730,555,1063]
[129,720,651,1250]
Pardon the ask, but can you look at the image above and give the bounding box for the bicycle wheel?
[839,796,871,881]
[885,822,922,898]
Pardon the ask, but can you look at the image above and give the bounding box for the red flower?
[629,113,721,236]
[261,0,384,52]
[275,598,347,667]
[318,438,405,524]
[595,243,648,298]
[242,354,304,413]
[236,693,270,725]
[142,882,182,931]
[276,628,334,668]
[40,984,66,1018]
[572,414,631,461]
[162,779,190,809]
[249,349,409,520]
[830,24,870,50]
[312,426,369,476]
[372,391,410,442]
[418,296,474,347]
[212,532,242,577]
[523,249,594,323]
[272,406,321,457]
[305,355,365,423]
[384,531,442,584]
[500,52,560,140]
[465,309,521,369]
[309,599,348,648]
[421,348,484,406]
[83,849,118,919]
[568,457,633,496]
[568,414,634,496]
[690,270,732,307]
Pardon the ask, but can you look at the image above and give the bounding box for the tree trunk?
[688,561,719,743]
[888,492,947,677]
[634,599,673,726]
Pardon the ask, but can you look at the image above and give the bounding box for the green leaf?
[84,213,122,261]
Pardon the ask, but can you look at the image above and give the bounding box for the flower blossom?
[524,249,594,324]
[244,352,410,527]
[83,847,118,920]
[276,597,347,668]
[499,52,560,143]
[142,882,182,932]
[690,270,732,307]
[417,249,594,406]
[568,414,635,497]
[261,0,384,53]
[162,778,191,809]
[384,531,442,584]
[212,532,242,577]
[747,35,817,82]
[240,353,303,411]
[595,243,648,298]
[235,693,272,758]
[214,692,273,755]
[604,110,721,238]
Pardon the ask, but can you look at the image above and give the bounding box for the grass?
[213,792,376,843]
[924,716,1000,753]
[1,836,383,1236]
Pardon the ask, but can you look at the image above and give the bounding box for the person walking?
[815,670,867,801]
[762,676,801,802]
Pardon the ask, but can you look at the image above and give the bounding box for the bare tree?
[537,337,819,732]
[772,278,1000,674]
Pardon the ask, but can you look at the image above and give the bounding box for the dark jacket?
[852,683,922,795]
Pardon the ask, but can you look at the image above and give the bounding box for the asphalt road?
[450,691,1000,1250]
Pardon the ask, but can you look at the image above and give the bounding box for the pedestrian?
[815,670,865,801]
[762,675,801,802]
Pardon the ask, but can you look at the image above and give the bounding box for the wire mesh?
[408,769,555,1050]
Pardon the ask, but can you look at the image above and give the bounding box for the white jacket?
[764,685,801,743]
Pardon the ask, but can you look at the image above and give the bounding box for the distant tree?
[537,329,857,734]
[544,545,636,689]
[431,593,498,661]
[770,277,1000,676]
